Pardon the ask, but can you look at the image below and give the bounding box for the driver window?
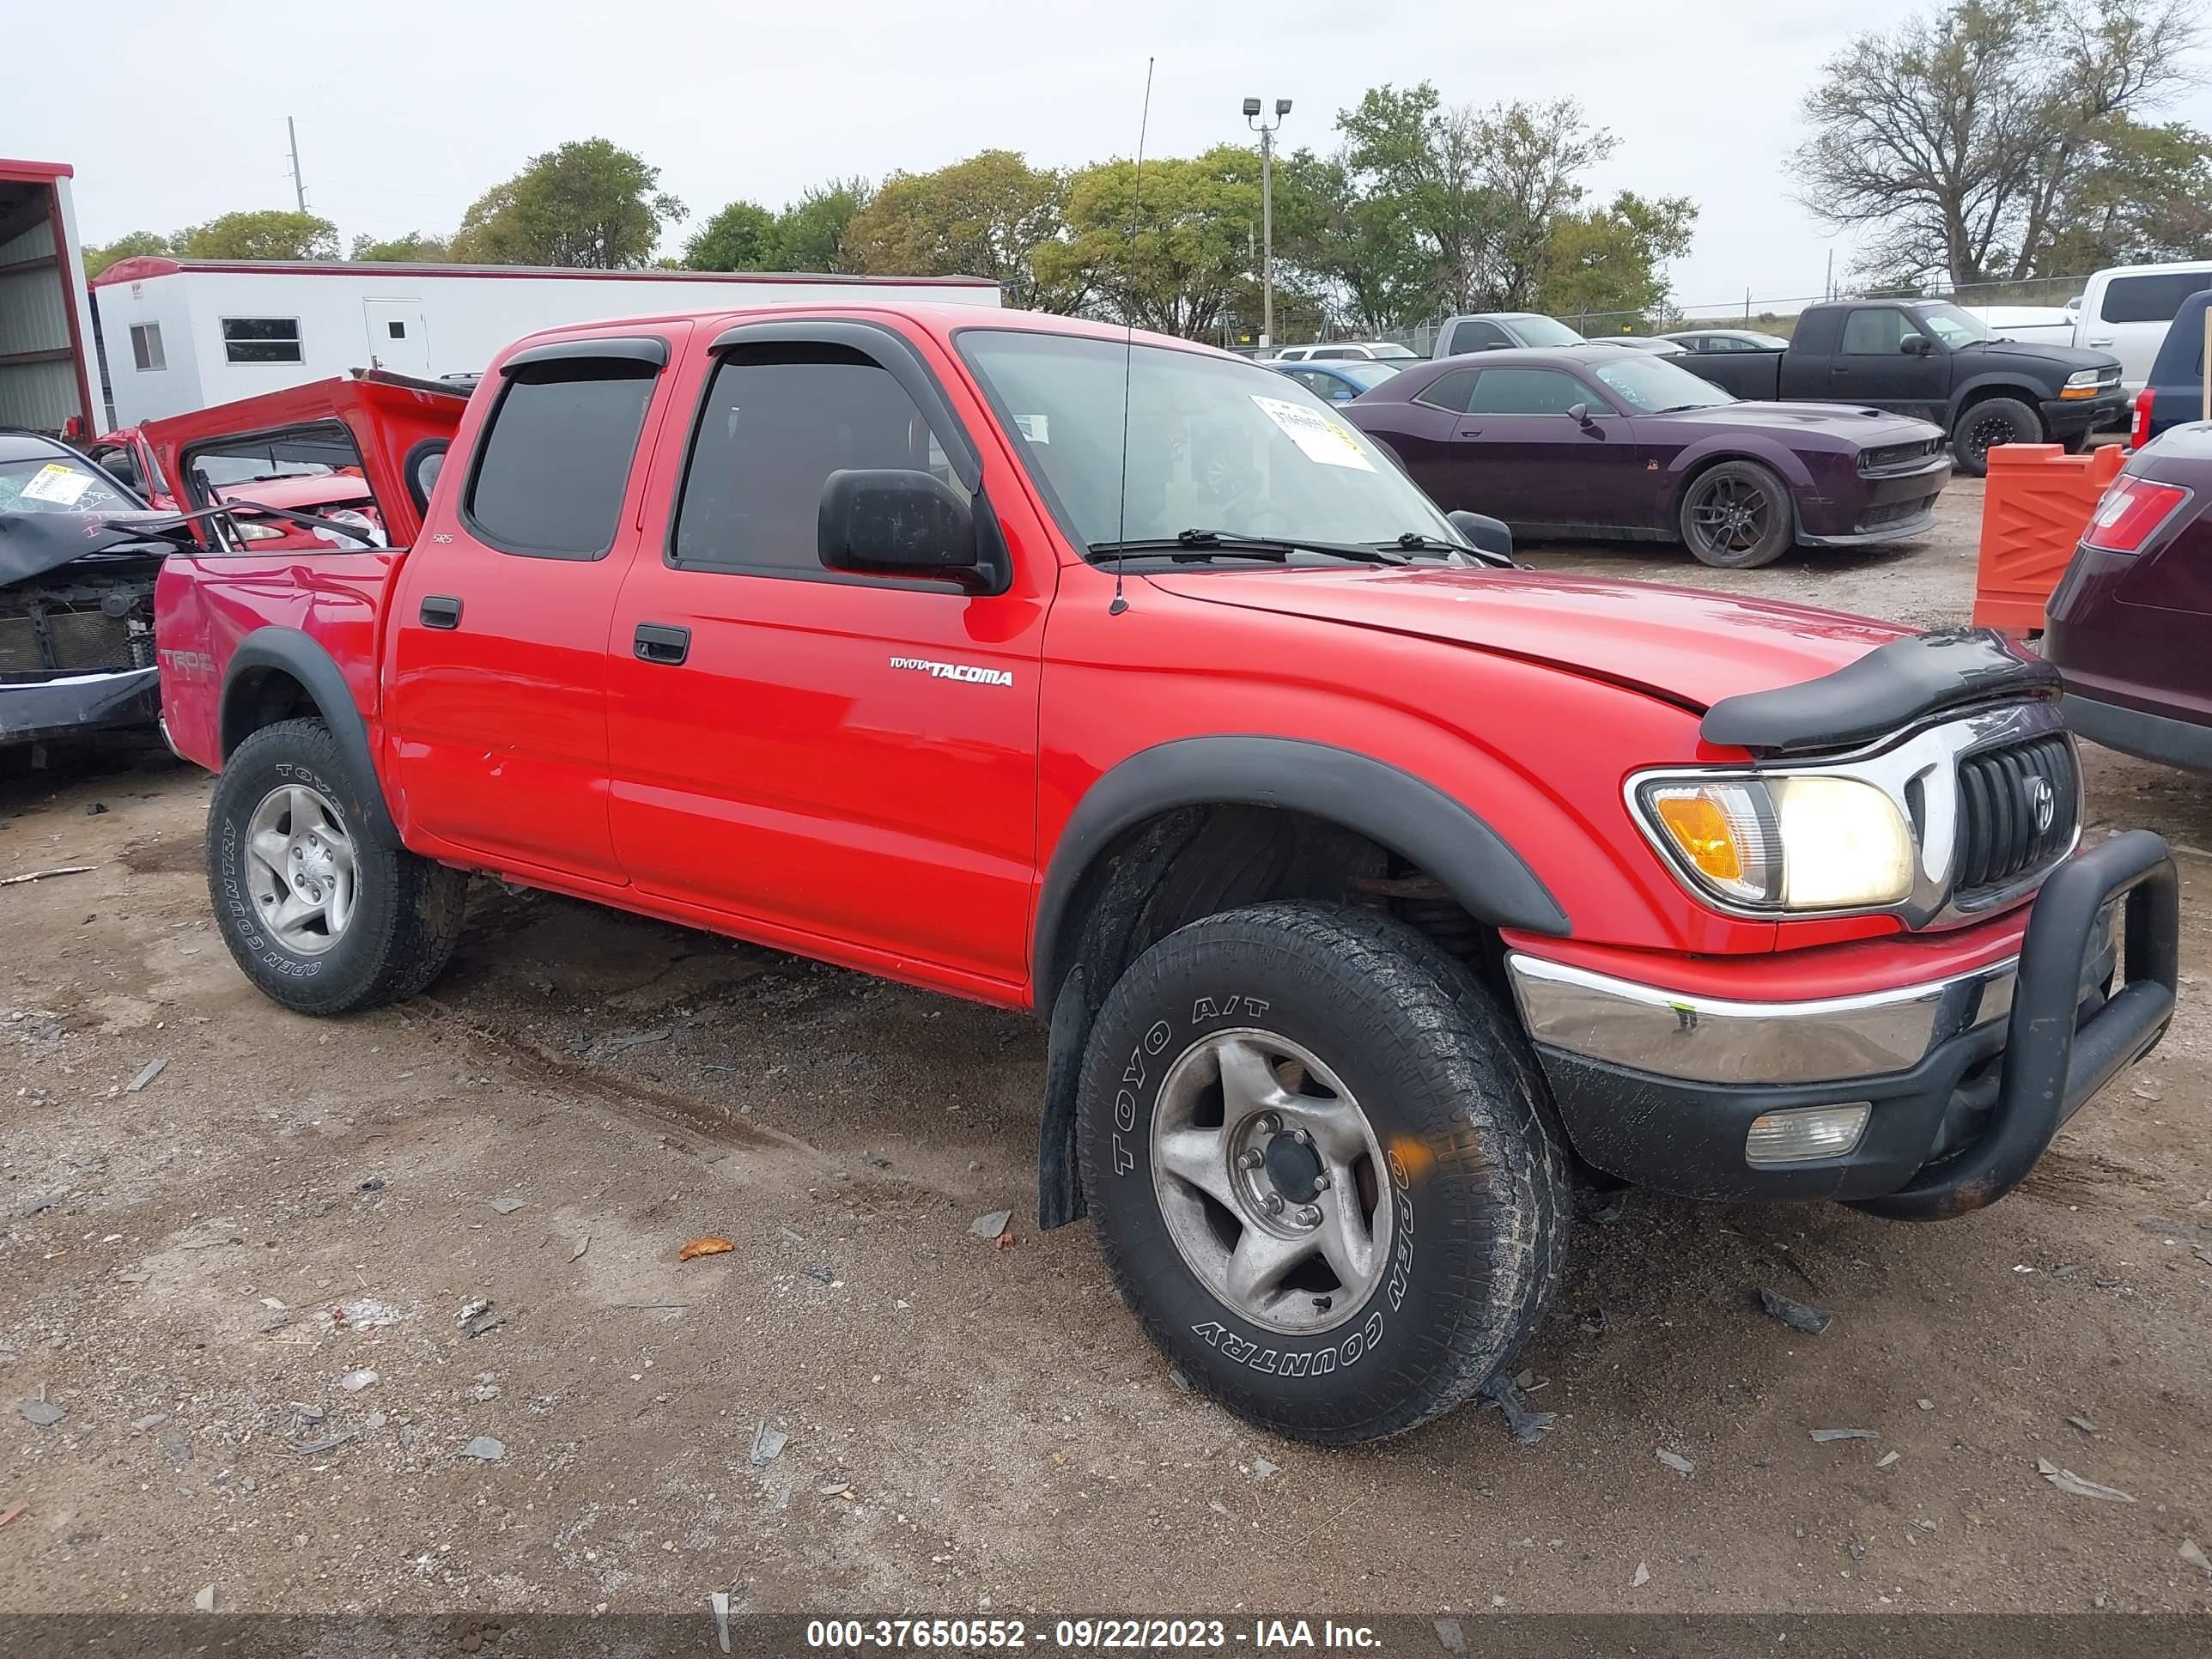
[672,346,963,578]
[1841,309,1917,355]
[1465,368,1587,416]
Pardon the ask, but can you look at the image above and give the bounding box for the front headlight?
[1638,774,1915,913]
[2064,368,2112,388]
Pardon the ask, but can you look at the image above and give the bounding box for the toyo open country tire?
[206,719,468,1017]
[1077,902,1571,1444]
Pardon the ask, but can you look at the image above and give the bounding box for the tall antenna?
[287,117,307,213]
[1109,56,1155,619]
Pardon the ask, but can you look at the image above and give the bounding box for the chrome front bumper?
[1505,951,2021,1085]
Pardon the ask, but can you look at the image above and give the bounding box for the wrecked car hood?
[0,511,175,588]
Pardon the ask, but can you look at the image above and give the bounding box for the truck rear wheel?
[206,718,467,1016]
[1076,902,1571,1444]
[1679,459,1793,568]
[1953,396,2041,476]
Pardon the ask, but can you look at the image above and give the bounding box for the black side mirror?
[1448,509,1514,562]
[1901,335,1930,356]
[819,469,1006,592]
[1566,402,1597,428]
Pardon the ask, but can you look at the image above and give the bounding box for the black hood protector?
[1702,628,2060,756]
[0,511,176,589]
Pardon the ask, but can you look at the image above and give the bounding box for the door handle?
[1457,426,1482,437]
[419,595,462,629]
[634,622,691,665]
[2087,336,2115,346]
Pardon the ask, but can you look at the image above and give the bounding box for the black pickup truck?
[1679,300,2126,476]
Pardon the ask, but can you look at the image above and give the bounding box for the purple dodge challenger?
[1341,344,1952,569]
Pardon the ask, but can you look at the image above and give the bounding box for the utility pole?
[1243,96,1291,349]
[287,117,307,213]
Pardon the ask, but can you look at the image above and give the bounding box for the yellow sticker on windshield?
[1249,395,1376,471]
[17,463,93,507]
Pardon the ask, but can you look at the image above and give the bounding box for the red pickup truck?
[148,306,2180,1447]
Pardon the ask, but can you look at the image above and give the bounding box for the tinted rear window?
[465,362,658,559]
[2101,272,2212,325]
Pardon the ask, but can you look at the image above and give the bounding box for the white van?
[2074,261,2212,393]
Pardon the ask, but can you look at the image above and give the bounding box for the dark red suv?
[2046,421,2212,770]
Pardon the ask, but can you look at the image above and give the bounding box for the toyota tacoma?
[147,311,2179,1446]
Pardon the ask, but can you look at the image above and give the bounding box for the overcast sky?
[14,0,2212,315]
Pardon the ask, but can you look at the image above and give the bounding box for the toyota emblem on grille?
[2026,774,2057,834]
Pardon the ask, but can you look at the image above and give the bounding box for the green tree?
[683,200,779,270]
[842,150,1078,309]
[1275,151,1435,335]
[765,178,875,273]
[1537,191,1699,328]
[82,230,170,278]
[2043,116,2212,268]
[349,231,452,262]
[1334,83,1629,316]
[448,139,684,268]
[1048,146,1264,337]
[173,210,339,261]
[1794,0,2203,285]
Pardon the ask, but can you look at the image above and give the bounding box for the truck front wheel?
[1076,902,1571,1444]
[206,718,467,1016]
[1952,396,2042,476]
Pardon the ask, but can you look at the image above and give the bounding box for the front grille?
[1859,496,1934,530]
[1954,734,2078,896]
[1860,439,1940,476]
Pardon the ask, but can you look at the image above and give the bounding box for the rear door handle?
[634,622,691,665]
[2088,337,2115,346]
[419,595,462,629]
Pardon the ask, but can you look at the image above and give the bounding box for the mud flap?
[1037,963,1091,1231]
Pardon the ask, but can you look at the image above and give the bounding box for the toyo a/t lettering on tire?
[1077,902,1571,1445]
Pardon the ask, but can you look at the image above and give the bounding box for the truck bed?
[1678,349,1784,401]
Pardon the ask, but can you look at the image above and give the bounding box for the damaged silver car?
[0,430,169,751]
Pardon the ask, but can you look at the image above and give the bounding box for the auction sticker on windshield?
[1249,396,1376,471]
[17,464,94,507]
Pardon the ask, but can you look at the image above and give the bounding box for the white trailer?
[88,259,1003,428]
[0,159,100,436]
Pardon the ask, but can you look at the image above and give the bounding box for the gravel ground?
[2,475,2209,1620]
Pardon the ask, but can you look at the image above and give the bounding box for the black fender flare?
[1944,377,2046,430]
[1027,736,1571,1230]
[1034,737,1570,1016]
[219,627,398,844]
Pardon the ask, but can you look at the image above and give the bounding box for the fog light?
[1745,1103,1872,1165]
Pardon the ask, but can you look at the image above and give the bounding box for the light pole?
[1243,96,1291,349]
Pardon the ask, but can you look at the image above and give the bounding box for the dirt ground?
[2,476,2209,1623]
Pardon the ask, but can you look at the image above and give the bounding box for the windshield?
[1590,355,1735,413]
[192,454,336,486]
[0,454,139,516]
[1510,316,1587,347]
[1917,304,1996,348]
[959,330,1463,551]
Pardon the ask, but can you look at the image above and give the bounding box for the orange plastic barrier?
[1971,441,2126,632]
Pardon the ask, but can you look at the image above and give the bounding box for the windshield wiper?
[1089,528,1412,566]
[1379,530,1516,569]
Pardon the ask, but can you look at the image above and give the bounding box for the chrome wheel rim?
[1149,1028,1393,1335]
[241,782,357,956]
[1687,476,1772,556]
